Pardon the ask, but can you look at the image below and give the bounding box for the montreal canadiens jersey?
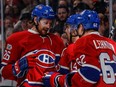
[72,32,116,87]
[1,29,65,87]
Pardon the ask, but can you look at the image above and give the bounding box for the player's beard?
[38,28,49,37]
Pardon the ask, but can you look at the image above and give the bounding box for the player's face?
[38,18,52,36]
[64,24,78,42]
[70,25,78,37]
[57,8,68,21]
[64,24,78,37]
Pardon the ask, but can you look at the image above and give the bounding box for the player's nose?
[46,23,51,29]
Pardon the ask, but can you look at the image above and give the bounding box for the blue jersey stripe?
[79,65,100,83]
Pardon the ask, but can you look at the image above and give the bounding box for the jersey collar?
[89,31,100,36]
[28,29,39,34]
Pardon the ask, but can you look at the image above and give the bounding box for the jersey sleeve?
[57,44,75,74]
[1,34,23,80]
[57,48,70,74]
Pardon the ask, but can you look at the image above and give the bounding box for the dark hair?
[93,1,108,14]
[56,5,69,13]
[73,2,90,12]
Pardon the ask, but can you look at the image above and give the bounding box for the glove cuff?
[50,73,62,87]
[12,57,28,78]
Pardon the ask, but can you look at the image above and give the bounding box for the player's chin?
[40,31,48,36]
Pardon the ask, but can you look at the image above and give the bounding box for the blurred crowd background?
[0,0,116,86]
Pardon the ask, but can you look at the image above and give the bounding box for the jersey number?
[3,50,11,60]
[99,53,115,84]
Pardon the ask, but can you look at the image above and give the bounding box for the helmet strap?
[69,33,73,43]
[34,17,41,33]
[35,21,40,33]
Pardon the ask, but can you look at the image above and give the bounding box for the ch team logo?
[35,49,55,68]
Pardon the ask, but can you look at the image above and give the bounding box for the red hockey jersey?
[1,29,65,87]
[51,32,116,87]
[71,32,116,87]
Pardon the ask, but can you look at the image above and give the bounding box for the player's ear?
[34,17,38,25]
[78,24,84,36]
[80,24,84,31]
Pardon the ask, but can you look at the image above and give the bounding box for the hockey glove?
[12,55,36,78]
[43,72,62,87]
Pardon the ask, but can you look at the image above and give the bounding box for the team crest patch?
[35,49,55,68]
[6,44,12,50]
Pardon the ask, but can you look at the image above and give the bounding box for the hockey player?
[0,4,65,87]
[43,10,116,87]
[57,13,84,74]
